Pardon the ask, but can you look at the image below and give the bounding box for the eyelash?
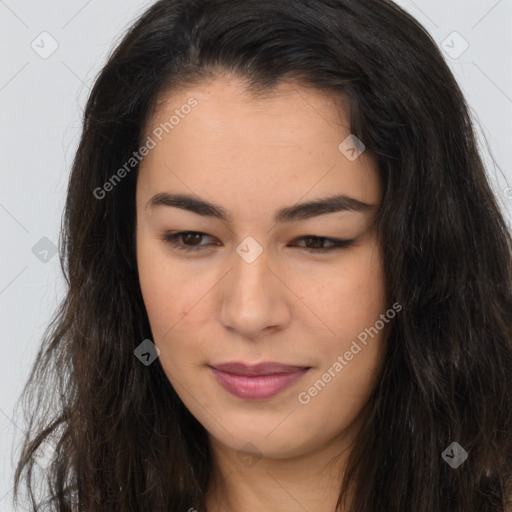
[160,231,355,254]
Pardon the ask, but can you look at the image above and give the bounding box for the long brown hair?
[13,0,512,510]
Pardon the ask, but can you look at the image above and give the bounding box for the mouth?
[210,361,311,376]
[209,362,311,400]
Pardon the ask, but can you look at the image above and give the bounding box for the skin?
[135,73,391,512]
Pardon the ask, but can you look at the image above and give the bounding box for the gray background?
[1,0,511,509]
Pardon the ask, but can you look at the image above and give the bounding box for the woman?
[13,0,512,510]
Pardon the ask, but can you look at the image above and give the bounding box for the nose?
[219,247,291,340]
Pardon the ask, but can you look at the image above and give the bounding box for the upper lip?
[210,362,310,376]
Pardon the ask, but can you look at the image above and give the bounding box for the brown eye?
[161,231,216,252]
[293,236,355,253]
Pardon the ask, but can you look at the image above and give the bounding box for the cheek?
[137,262,194,381]
[137,238,185,338]
[319,244,386,333]
[309,243,388,375]
[136,239,216,374]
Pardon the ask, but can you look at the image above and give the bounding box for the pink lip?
[209,362,311,400]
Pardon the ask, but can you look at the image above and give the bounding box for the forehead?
[136,74,381,220]
[145,74,351,147]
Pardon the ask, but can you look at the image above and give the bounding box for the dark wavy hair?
[12,0,512,510]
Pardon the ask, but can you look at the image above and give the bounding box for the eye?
[294,235,355,253]
[160,231,218,253]
[160,231,355,254]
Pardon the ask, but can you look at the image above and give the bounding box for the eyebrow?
[145,192,377,223]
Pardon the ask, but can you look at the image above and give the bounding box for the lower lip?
[210,367,310,400]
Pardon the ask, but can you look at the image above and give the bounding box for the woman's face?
[135,74,390,461]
